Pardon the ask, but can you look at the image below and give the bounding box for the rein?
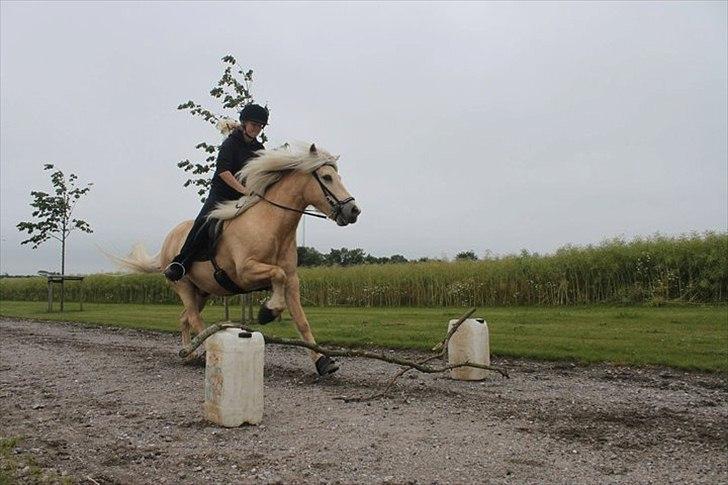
[245,165,354,220]
[253,193,328,219]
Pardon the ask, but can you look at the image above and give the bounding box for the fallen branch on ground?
[335,307,505,402]
[178,307,508,401]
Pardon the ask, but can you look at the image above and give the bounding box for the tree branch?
[338,307,488,402]
[178,308,508,402]
[432,307,476,352]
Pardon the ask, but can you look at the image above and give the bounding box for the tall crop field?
[298,232,727,306]
[1,232,726,307]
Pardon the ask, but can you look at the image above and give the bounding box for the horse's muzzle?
[336,200,361,226]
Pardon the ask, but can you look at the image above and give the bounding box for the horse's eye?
[322,174,333,182]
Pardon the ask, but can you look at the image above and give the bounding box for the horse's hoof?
[258,304,277,325]
[315,355,339,376]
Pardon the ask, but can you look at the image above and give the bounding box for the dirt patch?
[1,318,726,484]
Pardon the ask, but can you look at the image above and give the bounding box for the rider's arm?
[218,171,247,196]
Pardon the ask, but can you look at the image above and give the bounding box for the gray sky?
[1,1,726,275]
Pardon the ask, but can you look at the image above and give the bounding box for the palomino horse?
[117,143,360,375]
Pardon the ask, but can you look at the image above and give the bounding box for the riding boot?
[164,216,215,282]
[164,194,220,282]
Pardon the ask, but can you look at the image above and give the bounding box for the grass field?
[1,300,726,372]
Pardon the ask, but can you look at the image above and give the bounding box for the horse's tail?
[103,243,161,274]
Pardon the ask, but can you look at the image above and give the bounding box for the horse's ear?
[309,144,317,153]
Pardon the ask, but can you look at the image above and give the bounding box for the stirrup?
[164,261,186,280]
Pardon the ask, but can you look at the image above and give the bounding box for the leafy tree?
[364,254,389,264]
[177,55,268,202]
[297,246,325,267]
[324,247,366,266]
[16,164,93,276]
[324,248,342,266]
[455,250,478,261]
[342,248,366,266]
[296,247,410,267]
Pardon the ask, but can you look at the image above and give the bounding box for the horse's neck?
[256,172,307,238]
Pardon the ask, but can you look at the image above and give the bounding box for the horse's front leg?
[285,274,339,376]
[239,260,287,324]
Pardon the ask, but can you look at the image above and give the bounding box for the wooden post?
[247,293,254,323]
[223,296,229,321]
[47,279,53,312]
[241,293,254,324]
[60,280,65,312]
[240,294,246,323]
[80,280,84,311]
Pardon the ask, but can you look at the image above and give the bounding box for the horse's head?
[305,144,361,226]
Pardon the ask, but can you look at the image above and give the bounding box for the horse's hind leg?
[180,309,191,348]
[174,281,207,362]
[178,296,206,348]
[196,292,210,314]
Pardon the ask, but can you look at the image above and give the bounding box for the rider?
[163,104,269,281]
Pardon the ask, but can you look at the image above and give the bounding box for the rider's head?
[239,104,269,140]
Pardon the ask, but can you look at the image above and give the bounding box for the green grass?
[0,437,18,485]
[1,300,726,372]
[0,436,72,485]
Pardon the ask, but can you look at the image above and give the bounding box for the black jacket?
[210,129,265,201]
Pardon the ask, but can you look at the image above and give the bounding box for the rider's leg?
[164,199,217,281]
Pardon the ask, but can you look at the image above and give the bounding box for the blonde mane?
[207,142,339,221]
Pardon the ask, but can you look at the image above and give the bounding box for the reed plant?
[297,232,727,306]
[1,232,725,306]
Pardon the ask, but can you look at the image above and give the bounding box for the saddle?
[193,222,271,295]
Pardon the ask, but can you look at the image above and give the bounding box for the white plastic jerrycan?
[204,328,264,426]
[447,318,490,381]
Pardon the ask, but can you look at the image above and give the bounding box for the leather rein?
[249,164,355,220]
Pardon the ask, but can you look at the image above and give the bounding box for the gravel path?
[1,317,726,484]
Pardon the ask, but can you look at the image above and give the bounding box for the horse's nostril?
[351,206,360,216]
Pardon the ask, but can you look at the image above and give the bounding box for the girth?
[210,256,271,295]
[210,256,245,294]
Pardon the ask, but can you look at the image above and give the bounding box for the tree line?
[297,247,480,267]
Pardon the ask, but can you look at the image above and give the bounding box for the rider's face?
[243,121,264,138]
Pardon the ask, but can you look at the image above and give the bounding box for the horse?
[115,142,361,375]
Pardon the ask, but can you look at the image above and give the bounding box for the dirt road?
[1,318,726,484]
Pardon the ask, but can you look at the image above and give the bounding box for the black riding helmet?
[239,104,269,126]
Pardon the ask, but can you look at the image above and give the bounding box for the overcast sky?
[1,1,726,275]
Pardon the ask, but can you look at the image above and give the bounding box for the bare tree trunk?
[60,232,66,312]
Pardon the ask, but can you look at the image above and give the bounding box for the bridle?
[312,167,355,219]
[247,164,355,221]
